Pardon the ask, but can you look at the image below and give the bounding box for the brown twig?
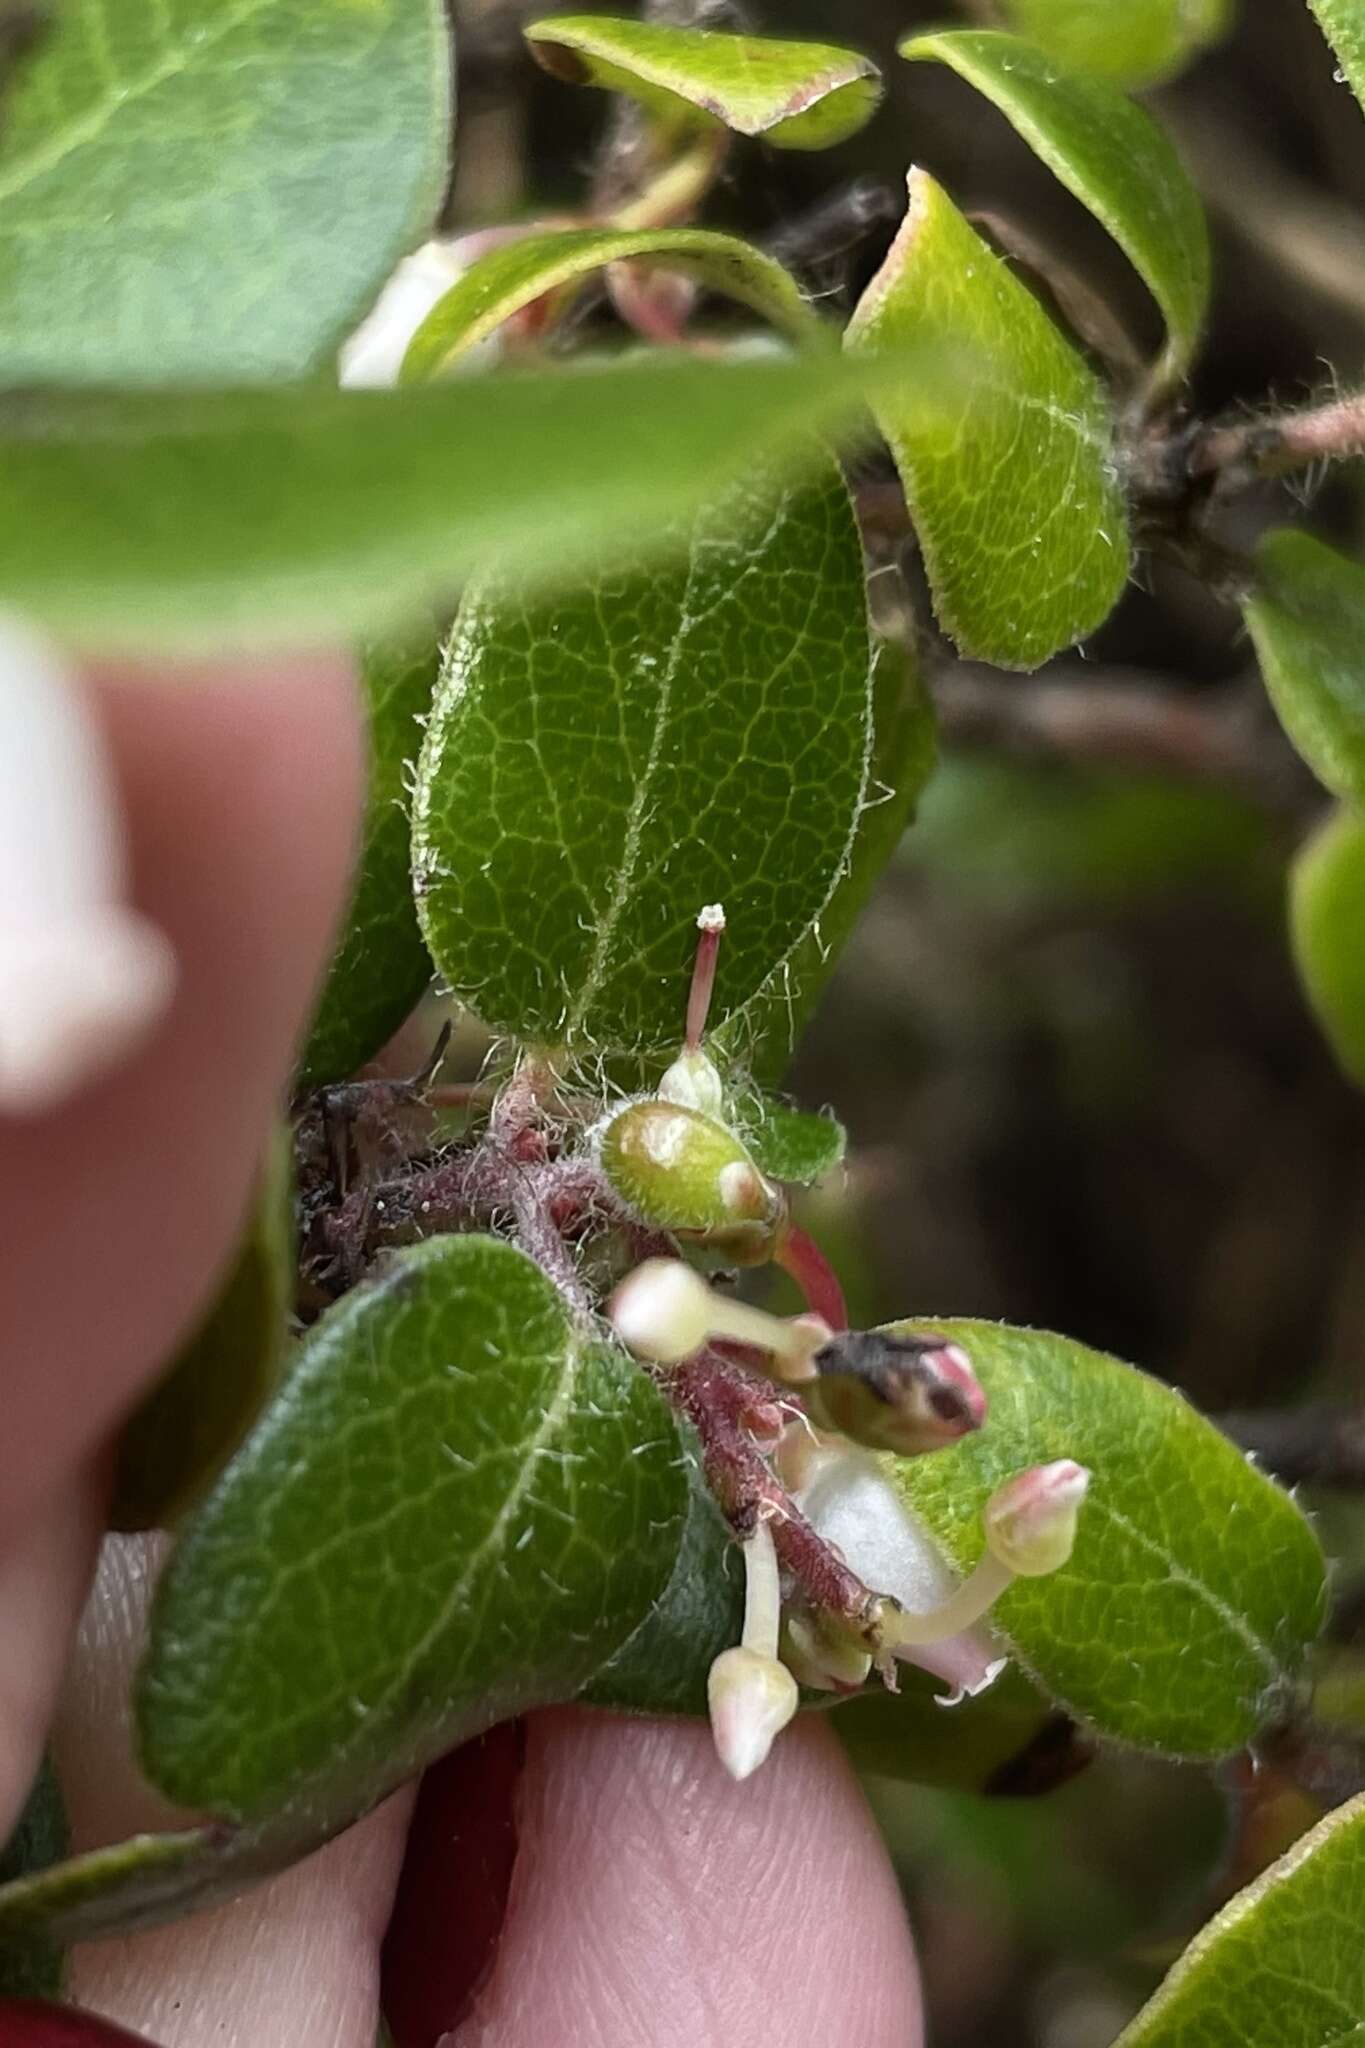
[1189,391,1365,490]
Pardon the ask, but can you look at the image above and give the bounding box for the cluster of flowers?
[611,1255,1088,1781]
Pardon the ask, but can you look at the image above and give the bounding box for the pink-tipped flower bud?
[984,1460,1090,1578]
[805,1330,987,1455]
[608,1258,714,1365]
[707,1645,799,1781]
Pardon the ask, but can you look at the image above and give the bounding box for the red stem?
[774,1225,848,1332]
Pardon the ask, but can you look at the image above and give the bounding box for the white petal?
[795,1448,1006,1698]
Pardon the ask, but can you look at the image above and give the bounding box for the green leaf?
[888,1319,1327,1756]
[401,227,823,383]
[0,1826,239,1952]
[298,634,437,1089]
[735,1096,846,1185]
[0,0,450,385]
[993,0,1233,90]
[583,1443,743,1717]
[1291,806,1365,1091]
[900,31,1209,391]
[137,1234,688,1823]
[1244,529,1365,805]
[412,459,872,1054]
[1308,0,1365,113]
[845,171,1129,672]
[524,15,880,149]
[833,1661,1072,1794]
[0,1762,68,1998]
[735,634,937,1076]
[0,353,927,653]
[1114,1792,1365,2047]
[109,1130,293,1532]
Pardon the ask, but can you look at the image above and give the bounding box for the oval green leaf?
[412,459,872,1054]
[137,1234,688,1823]
[1291,806,1365,1091]
[0,353,925,654]
[109,1130,293,1533]
[888,1318,1327,1756]
[0,0,450,385]
[0,1459,739,1949]
[401,226,822,384]
[994,0,1233,90]
[845,171,1130,671]
[900,31,1209,391]
[584,1445,743,1718]
[298,635,437,1089]
[0,1827,231,1953]
[1244,529,1365,805]
[1115,1792,1365,2047]
[524,15,880,149]
[1309,1,1365,114]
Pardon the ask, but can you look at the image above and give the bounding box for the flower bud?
[805,1330,987,1455]
[608,1258,714,1364]
[658,1045,726,1118]
[609,1258,828,1381]
[707,1646,799,1781]
[984,1460,1090,1578]
[598,1098,784,1259]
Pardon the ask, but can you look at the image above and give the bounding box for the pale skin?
[0,653,924,2048]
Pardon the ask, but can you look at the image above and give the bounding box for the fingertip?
[0,650,363,1534]
[55,1535,413,2048]
[443,1710,922,2048]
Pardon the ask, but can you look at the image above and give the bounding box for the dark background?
[451,5,1365,2037]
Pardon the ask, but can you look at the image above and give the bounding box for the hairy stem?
[1191,391,1365,485]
